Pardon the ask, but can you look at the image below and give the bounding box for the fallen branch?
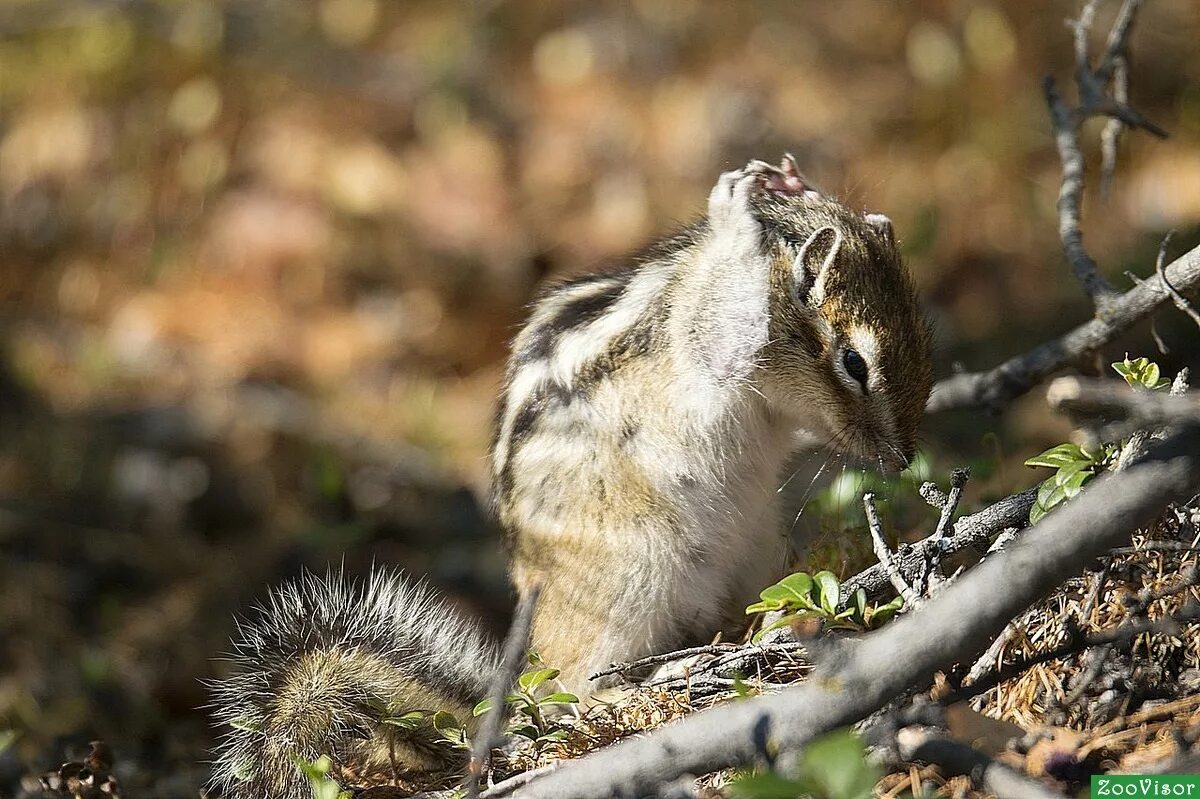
[507,428,1200,799]
[838,487,1036,605]
[927,243,1200,413]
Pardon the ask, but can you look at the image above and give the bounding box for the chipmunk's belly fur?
[494,258,797,689]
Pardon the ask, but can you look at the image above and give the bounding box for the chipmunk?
[209,156,933,798]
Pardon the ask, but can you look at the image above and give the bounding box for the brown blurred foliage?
[0,0,1197,793]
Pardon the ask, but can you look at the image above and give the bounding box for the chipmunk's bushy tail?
[209,569,500,799]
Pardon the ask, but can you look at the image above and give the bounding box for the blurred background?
[0,0,1198,794]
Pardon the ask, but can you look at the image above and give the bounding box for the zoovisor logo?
[1093,776,1200,796]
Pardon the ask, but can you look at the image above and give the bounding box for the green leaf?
[1024,443,1087,469]
[472,698,493,717]
[799,730,878,799]
[726,770,814,799]
[1031,477,1069,524]
[813,571,841,616]
[751,612,795,643]
[867,595,904,628]
[510,724,541,741]
[432,710,471,748]
[1113,356,1171,390]
[1051,461,1090,487]
[535,729,569,743]
[745,572,815,615]
[1143,360,1161,388]
[1060,467,1094,499]
[295,755,344,799]
[538,692,580,706]
[383,710,431,729]
[0,730,17,757]
[731,672,753,698]
[518,667,560,693]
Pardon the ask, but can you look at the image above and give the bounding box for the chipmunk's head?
[751,156,932,472]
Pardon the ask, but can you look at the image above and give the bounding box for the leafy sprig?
[745,571,902,641]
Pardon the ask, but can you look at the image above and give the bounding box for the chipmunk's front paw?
[706,165,765,245]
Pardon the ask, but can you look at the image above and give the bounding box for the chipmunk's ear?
[864,213,895,248]
[792,225,842,306]
[780,153,802,179]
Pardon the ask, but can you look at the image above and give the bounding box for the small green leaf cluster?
[1113,355,1171,390]
[1025,356,1172,524]
[1024,442,1114,524]
[727,730,878,799]
[745,571,903,642]
[295,755,353,799]
[380,708,471,750]
[473,653,579,748]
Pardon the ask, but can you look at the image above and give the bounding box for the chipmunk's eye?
[843,349,868,390]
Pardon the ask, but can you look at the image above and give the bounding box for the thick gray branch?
[927,244,1200,413]
[510,429,1200,799]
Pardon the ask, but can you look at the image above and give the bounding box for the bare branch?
[1045,74,1118,307]
[864,492,923,608]
[1097,0,1145,83]
[1100,55,1129,197]
[589,643,742,682]
[1157,232,1200,329]
[505,429,1200,799]
[479,764,558,799]
[839,487,1037,605]
[931,469,970,555]
[1045,376,1200,427]
[927,244,1200,413]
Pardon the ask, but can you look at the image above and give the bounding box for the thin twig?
[1045,74,1116,308]
[924,468,970,593]
[478,763,558,799]
[647,642,809,688]
[919,481,949,509]
[464,586,540,799]
[944,602,1200,707]
[1157,231,1200,329]
[864,492,922,607]
[589,643,742,681]
[1100,54,1128,198]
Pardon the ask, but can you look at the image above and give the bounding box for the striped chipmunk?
[210,155,934,798]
